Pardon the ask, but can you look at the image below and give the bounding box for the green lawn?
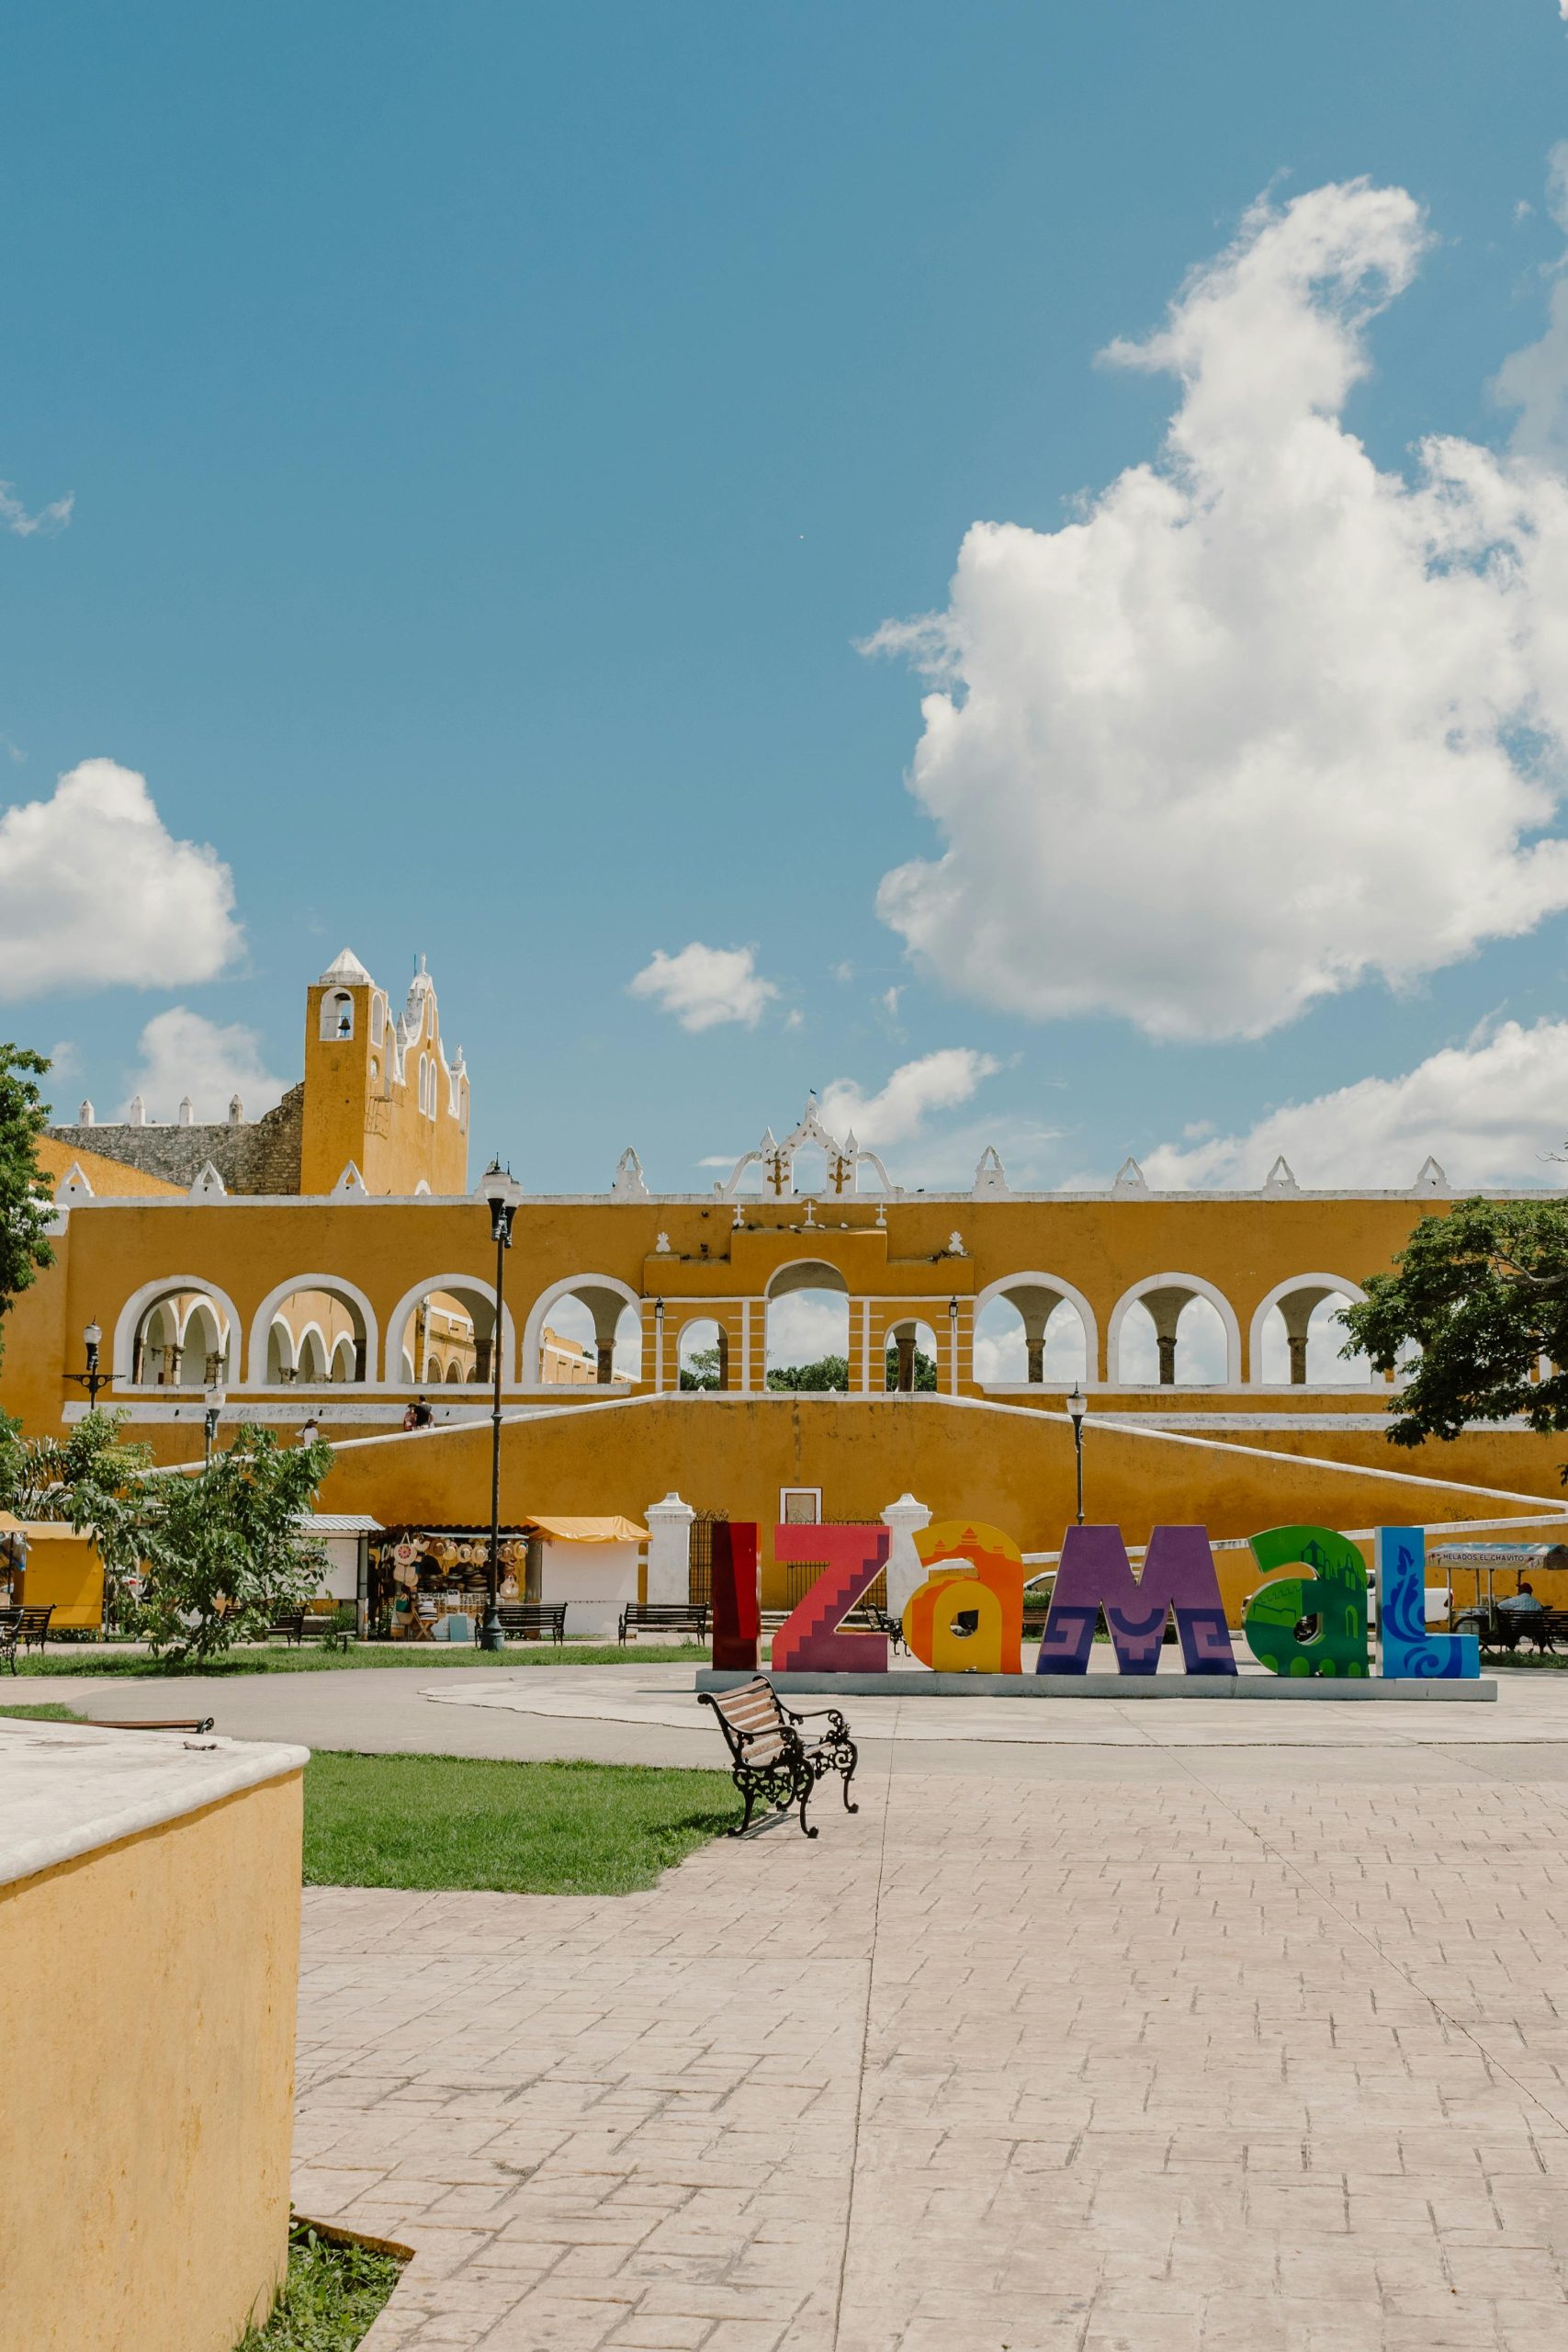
[304,1750,735,1894]
[0,1700,83,1720]
[13,1640,709,1679]
[236,2222,403,2352]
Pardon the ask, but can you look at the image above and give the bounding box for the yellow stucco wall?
[317,1394,1562,1611]
[0,1770,302,2352]
[9,1184,1566,1562]
[12,1526,105,1629]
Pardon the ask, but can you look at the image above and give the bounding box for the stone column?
[882,1491,932,1618]
[645,1492,695,1605]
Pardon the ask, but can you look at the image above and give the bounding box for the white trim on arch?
[1107,1272,1243,1386]
[1247,1272,1369,1385]
[244,1273,381,1389]
[971,1271,1102,1384]
[520,1273,641,1385]
[384,1272,516,1386]
[111,1275,244,1385]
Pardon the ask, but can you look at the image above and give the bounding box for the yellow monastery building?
[10,948,1568,1603]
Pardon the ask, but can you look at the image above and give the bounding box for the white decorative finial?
[77,1098,94,1125]
[1112,1155,1148,1193]
[1414,1155,1449,1193]
[228,1094,244,1125]
[611,1147,649,1201]
[1264,1155,1298,1192]
[127,1094,145,1127]
[972,1145,1009,1197]
[177,1095,194,1127]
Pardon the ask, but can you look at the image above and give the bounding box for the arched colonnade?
[107,1264,1379,1395]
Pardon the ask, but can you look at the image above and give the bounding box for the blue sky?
[6,2,1568,1193]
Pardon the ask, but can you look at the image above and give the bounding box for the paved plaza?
[266,1670,1568,2351]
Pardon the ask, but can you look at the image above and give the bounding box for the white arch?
[266,1319,296,1382]
[385,1272,517,1385]
[112,1275,244,1386]
[245,1273,380,1390]
[972,1271,1101,1384]
[763,1258,851,1298]
[295,1322,329,1384]
[1247,1272,1369,1385]
[1107,1272,1243,1386]
[520,1273,641,1386]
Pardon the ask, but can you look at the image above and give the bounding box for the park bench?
[618,1600,710,1645]
[1455,1606,1562,1657]
[865,1604,907,1655]
[697,1674,858,1838]
[496,1601,569,1644]
[265,1611,338,1645]
[2,1605,55,1665]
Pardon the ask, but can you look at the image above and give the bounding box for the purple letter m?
[1037,1525,1236,1677]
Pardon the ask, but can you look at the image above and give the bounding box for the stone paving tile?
[295,1758,1568,2351]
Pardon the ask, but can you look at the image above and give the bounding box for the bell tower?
[299,949,469,1194]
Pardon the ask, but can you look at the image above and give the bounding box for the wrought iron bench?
[0,1609,22,1675]
[496,1602,569,1645]
[864,1604,907,1655]
[697,1675,858,1838]
[618,1601,710,1645]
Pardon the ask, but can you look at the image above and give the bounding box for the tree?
[0,1044,55,1360]
[136,1428,333,1663]
[679,1346,724,1391]
[766,1355,850,1392]
[885,1346,938,1391]
[1339,1196,1568,1449]
[0,1408,157,1619]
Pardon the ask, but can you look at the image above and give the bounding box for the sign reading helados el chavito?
[707,1520,1479,1681]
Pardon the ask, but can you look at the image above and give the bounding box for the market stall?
[521,1515,649,1642]
[369,1524,532,1641]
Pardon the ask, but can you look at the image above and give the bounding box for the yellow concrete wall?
[10,1185,1568,1563]
[318,1394,1561,1612]
[0,1770,302,2352]
[15,1528,104,1629]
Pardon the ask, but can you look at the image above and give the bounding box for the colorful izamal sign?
[709,1521,1480,1681]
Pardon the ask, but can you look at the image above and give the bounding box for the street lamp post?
[1066,1383,1087,1525]
[65,1319,107,1408]
[479,1159,524,1653]
[203,1384,226,1467]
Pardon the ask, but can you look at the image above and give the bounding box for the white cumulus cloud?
[0,760,241,1000]
[1139,1017,1568,1190]
[872,175,1568,1043]
[820,1046,1000,1145]
[0,478,72,537]
[123,1007,288,1124]
[627,942,780,1032]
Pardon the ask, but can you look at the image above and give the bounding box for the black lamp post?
[479,1159,523,1653]
[948,1295,959,1390]
[66,1319,107,1408]
[1066,1382,1087,1525]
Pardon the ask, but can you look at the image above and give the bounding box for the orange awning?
[523,1514,649,1545]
